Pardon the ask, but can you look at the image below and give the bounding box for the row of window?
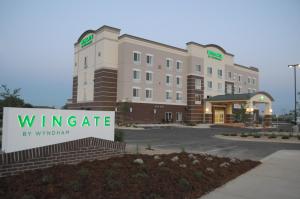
[133,51,183,71]
[133,69,183,87]
[228,72,256,85]
[132,87,184,102]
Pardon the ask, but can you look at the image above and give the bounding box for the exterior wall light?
[205,108,209,113]
[269,109,273,113]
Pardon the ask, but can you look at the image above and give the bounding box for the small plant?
[78,167,90,179]
[230,133,237,136]
[106,178,123,190]
[194,171,203,181]
[253,133,261,138]
[104,169,115,179]
[178,178,191,191]
[132,171,148,178]
[69,180,81,192]
[41,175,54,185]
[111,162,122,168]
[268,133,277,139]
[240,133,248,137]
[145,143,153,150]
[180,146,186,153]
[114,129,124,142]
[21,194,36,199]
[281,135,290,139]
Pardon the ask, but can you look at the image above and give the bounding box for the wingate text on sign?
[2,107,115,153]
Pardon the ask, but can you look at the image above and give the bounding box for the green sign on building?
[207,50,223,61]
[80,34,94,48]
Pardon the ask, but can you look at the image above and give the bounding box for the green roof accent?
[206,92,274,102]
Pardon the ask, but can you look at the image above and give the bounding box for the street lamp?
[288,64,300,125]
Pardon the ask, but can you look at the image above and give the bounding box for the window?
[195,79,201,90]
[145,89,152,100]
[176,76,182,88]
[133,51,141,64]
[226,84,232,94]
[176,61,182,72]
[218,83,222,91]
[166,58,173,69]
[195,94,202,104]
[207,81,213,89]
[146,71,153,82]
[165,112,172,122]
[176,112,182,122]
[133,69,141,81]
[166,74,172,86]
[248,88,252,93]
[176,92,182,102]
[238,87,241,93]
[196,65,201,73]
[165,90,172,101]
[233,73,237,80]
[84,72,87,85]
[252,78,256,85]
[146,54,153,66]
[84,57,88,68]
[132,87,140,98]
[238,75,241,82]
[207,67,212,76]
[217,69,223,78]
[248,77,251,84]
[253,89,256,93]
[228,72,232,79]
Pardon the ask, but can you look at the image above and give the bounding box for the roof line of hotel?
[186,41,234,57]
[118,34,188,53]
[234,63,259,72]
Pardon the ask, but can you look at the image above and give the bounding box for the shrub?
[240,133,248,137]
[145,144,152,150]
[106,178,123,190]
[114,129,124,142]
[281,135,290,139]
[69,180,81,192]
[222,133,229,136]
[21,194,36,199]
[78,167,90,179]
[41,175,54,185]
[132,171,148,178]
[253,133,261,138]
[230,133,237,136]
[297,135,300,140]
[268,134,277,139]
[194,171,203,181]
[178,178,191,191]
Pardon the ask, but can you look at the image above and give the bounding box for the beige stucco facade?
[69,25,269,125]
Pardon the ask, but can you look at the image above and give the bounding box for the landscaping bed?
[0,153,260,199]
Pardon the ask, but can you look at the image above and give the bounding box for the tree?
[0,85,30,108]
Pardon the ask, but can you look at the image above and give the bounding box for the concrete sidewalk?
[200,150,300,199]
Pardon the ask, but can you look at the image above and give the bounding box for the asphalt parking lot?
[124,127,300,160]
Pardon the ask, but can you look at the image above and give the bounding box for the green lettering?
[52,115,62,127]
[41,115,46,128]
[18,115,35,128]
[67,116,77,127]
[81,116,91,127]
[94,116,100,126]
[104,116,110,127]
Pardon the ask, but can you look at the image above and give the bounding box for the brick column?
[263,115,272,127]
[204,114,212,123]
[245,113,254,126]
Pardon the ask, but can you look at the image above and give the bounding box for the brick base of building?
[225,114,234,123]
[0,137,125,178]
[263,115,272,127]
[116,102,186,124]
[204,114,212,123]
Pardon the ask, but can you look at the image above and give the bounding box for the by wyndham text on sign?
[2,107,115,153]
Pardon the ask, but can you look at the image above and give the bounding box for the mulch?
[0,153,260,199]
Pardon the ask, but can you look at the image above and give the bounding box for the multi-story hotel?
[68,25,274,126]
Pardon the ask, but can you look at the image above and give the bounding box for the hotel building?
[68,25,274,126]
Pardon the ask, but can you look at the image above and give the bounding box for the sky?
[0,0,299,114]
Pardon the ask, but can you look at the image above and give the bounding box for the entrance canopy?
[205,91,274,116]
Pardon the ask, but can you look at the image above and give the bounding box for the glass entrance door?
[214,109,225,124]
